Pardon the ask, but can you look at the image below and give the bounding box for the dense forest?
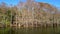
[0,0,60,27]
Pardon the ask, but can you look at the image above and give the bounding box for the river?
[0,27,60,34]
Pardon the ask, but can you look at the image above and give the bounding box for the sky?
[0,0,60,8]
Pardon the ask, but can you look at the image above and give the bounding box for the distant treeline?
[0,0,60,27]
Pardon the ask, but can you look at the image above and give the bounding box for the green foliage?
[0,10,12,25]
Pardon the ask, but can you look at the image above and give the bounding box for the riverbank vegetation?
[0,0,60,28]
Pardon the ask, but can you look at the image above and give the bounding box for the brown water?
[0,27,60,34]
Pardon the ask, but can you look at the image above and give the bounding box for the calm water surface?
[0,27,60,34]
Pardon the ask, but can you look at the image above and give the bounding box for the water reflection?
[0,27,60,34]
